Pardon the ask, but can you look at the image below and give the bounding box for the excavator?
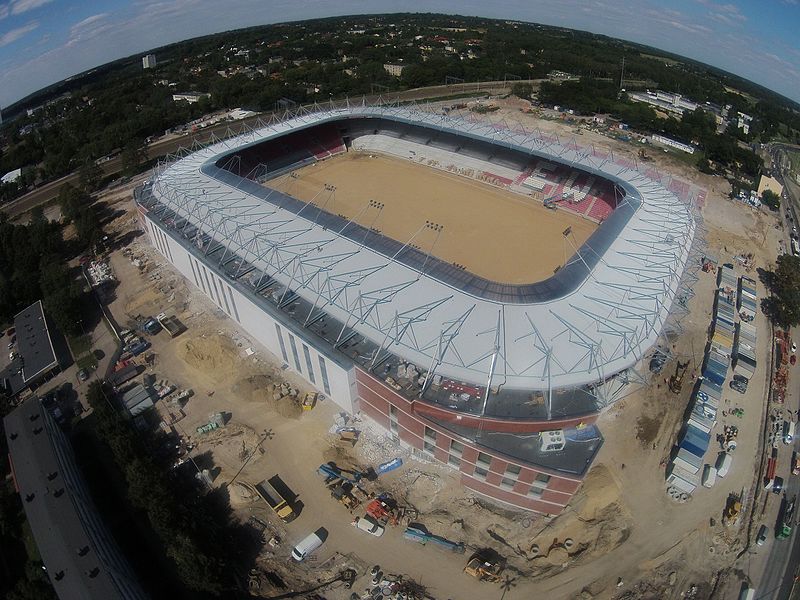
[464,552,504,583]
[669,360,690,394]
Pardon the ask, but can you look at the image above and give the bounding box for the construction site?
[47,94,788,600]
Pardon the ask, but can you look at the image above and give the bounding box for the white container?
[702,465,717,488]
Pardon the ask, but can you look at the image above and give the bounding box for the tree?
[78,160,102,193]
[120,140,147,177]
[762,189,780,210]
[762,254,800,327]
[511,82,533,99]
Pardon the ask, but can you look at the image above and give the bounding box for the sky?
[0,0,799,109]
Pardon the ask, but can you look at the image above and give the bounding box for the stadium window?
[473,466,488,481]
[424,426,437,443]
[423,440,436,455]
[449,440,463,457]
[500,477,516,491]
[288,334,302,373]
[533,473,551,488]
[274,324,288,363]
[302,344,316,384]
[477,452,492,468]
[318,356,331,395]
[527,486,543,499]
[448,454,461,468]
[505,464,521,479]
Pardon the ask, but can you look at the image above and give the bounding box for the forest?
[1,13,798,200]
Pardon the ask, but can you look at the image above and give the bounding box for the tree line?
[1,13,797,202]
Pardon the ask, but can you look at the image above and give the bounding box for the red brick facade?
[356,369,583,514]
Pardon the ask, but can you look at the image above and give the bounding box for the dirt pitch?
[270,152,596,284]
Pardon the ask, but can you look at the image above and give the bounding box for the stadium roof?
[146,103,698,393]
[4,399,147,600]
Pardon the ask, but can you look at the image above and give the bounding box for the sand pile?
[233,374,274,403]
[525,465,632,576]
[178,334,238,374]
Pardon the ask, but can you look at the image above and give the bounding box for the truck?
[107,364,140,387]
[156,312,184,338]
[126,338,151,356]
[255,475,296,522]
[777,495,796,540]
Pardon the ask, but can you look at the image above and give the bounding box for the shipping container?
[675,448,703,473]
[667,463,699,493]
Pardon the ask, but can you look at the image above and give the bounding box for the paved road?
[755,144,800,600]
[1,79,537,219]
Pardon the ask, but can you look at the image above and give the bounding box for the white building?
[172,92,210,104]
[142,54,157,69]
[650,134,696,154]
[1,168,22,185]
[736,112,753,135]
[383,63,407,77]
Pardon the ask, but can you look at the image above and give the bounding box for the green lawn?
[67,334,92,358]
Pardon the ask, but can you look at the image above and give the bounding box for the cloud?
[0,0,55,19]
[67,13,112,46]
[0,20,37,47]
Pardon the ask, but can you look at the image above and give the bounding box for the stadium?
[134,101,700,514]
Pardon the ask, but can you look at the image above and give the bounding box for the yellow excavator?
[464,552,504,583]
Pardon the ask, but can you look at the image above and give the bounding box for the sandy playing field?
[269,152,596,284]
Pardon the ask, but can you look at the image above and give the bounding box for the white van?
[702,465,717,488]
[784,420,796,445]
[291,528,327,561]
[716,452,732,478]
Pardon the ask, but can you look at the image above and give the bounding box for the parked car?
[77,369,89,382]
[353,515,385,537]
[792,452,800,476]
[774,476,785,494]
[756,524,769,546]
[730,378,747,394]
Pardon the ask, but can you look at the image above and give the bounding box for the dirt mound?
[233,374,274,403]
[276,396,302,419]
[228,482,258,506]
[523,465,632,577]
[178,334,238,374]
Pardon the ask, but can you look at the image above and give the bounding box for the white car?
[353,515,385,537]
[793,343,797,353]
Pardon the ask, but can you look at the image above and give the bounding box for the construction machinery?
[317,462,365,484]
[723,491,742,527]
[464,552,504,583]
[330,480,361,511]
[403,524,465,553]
[543,191,574,209]
[366,496,399,526]
[638,148,652,162]
[669,360,690,394]
[777,494,796,539]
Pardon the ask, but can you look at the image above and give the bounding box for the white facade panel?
[145,217,357,413]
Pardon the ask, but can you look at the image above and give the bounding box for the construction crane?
[543,191,574,209]
[669,360,690,394]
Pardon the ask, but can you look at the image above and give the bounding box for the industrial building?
[0,300,71,397]
[135,103,699,513]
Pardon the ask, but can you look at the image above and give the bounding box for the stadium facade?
[135,102,699,514]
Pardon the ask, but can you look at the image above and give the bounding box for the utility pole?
[619,56,625,92]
